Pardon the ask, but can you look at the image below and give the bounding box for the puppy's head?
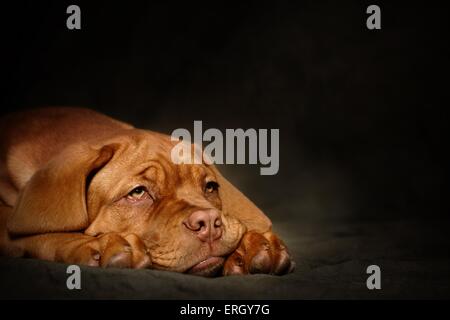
[9,130,271,276]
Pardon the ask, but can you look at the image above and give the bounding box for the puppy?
[0,107,294,276]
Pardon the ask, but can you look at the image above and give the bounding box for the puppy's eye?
[127,186,149,201]
[205,181,219,193]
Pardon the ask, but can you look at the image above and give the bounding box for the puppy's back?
[0,107,133,205]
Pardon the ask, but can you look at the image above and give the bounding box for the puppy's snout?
[184,209,223,242]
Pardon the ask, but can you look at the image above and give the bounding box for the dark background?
[2,1,448,223]
[1,0,450,299]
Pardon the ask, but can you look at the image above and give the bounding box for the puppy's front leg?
[223,231,295,276]
[12,232,152,269]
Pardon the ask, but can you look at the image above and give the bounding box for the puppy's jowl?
[0,108,294,276]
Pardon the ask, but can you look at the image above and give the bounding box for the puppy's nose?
[184,209,223,242]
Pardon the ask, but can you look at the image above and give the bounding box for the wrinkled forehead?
[102,130,216,187]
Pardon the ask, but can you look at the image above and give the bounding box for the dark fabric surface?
[1,218,449,299]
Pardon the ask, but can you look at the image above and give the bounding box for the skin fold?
[0,107,294,276]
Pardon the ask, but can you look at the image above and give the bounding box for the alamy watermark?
[66,265,81,290]
[66,5,81,30]
[170,121,279,175]
[366,264,381,290]
[366,5,381,30]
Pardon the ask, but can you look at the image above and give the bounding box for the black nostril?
[185,221,205,231]
[198,220,206,230]
[214,218,222,228]
[184,219,206,232]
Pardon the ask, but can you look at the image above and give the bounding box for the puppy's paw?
[62,233,152,268]
[97,233,152,269]
[223,231,295,276]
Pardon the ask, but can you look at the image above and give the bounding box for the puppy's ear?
[211,166,272,233]
[7,143,117,236]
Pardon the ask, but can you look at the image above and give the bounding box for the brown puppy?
[0,107,294,276]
